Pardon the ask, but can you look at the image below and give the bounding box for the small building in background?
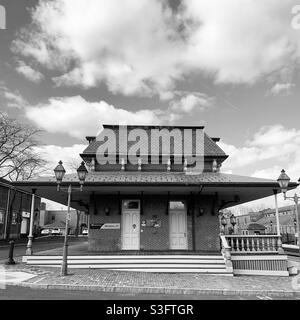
[39,202,88,235]
[232,204,299,243]
[0,178,41,240]
[245,223,266,235]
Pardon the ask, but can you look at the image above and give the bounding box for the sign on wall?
[90,223,104,229]
[101,223,120,229]
[22,211,30,218]
[89,223,120,230]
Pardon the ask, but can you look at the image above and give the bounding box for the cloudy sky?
[0,0,300,210]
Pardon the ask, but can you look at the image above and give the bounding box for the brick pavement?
[1,241,300,297]
[2,263,298,297]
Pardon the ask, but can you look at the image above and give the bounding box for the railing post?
[220,235,233,273]
[251,237,255,252]
[224,246,233,273]
[277,236,284,254]
[246,237,250,251]
[266,237,270,251]
[261,237,265,251]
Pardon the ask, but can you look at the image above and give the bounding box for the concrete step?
[24,258,225,264]
[69,267,230,274]
[23,254,231,274]
[24,255,224,260]
[26,262,226,268]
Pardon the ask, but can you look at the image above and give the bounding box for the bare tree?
[0,112,47,181]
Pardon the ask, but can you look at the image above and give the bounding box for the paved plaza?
[0,240,299,299]
[1,262,299,298]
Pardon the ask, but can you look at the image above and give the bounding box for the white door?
[169,210,187,250]
[20,218,28,235]
[122,200,140,250]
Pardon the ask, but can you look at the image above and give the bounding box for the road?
[0,285,298,300]
[0,237,81,260]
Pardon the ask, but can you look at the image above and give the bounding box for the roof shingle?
[25,171,278,185]
[81,125,227,158]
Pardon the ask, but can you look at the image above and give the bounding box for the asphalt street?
[0,237,81,260]
[0,285,299,300]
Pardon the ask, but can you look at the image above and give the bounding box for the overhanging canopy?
[13,172,298,212]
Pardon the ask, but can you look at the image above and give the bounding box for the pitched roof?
[81,125,228,158]
[247,223,266,230]
[261,204,300,214]
[256,214,297,227]
[20,171,280,186]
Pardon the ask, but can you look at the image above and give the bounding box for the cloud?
[183,0,300,84]
[220,124,300,211]
[25,95,167,139]
[34,143,92,210]
[0,85,28,108]
[268,82,295,95]
[11,0,300,98]
[220,124,300,182]
[12,0,184,98]
[170,93,214,113]
[35,143,86,174]
[16,60,44,83]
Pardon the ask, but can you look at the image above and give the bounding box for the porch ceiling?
[13,172,298,212]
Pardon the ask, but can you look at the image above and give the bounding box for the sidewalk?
[1,242,300,298]
[1,263,300,298]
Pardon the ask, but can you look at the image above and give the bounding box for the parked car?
[51,228,61,235]
[82,229,88,235]
[41,229,50,235]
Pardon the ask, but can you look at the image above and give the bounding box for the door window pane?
[123,200,139,209]
[0,209,4,224]
[169,201,185,210]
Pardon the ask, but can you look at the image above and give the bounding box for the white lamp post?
[277,169,300,258]
[54,160,88,276]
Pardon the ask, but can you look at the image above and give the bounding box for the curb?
[7,281,300,298]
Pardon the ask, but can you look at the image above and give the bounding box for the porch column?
[273,189,284,254]
[26,189,36,255]
[3,188,11,240]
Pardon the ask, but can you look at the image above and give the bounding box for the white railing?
[220,234,288,275]
[224,235,284,254]
[220,234,233,273]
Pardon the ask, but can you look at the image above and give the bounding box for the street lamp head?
[277,169,290,195]
[230,214,236,226]
[221,215,227,227]
[54,161,66,186]
[77,161,88,187]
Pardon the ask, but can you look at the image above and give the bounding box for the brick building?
[15,125,297,254]
[246,205,300,244]
[0,178,41,240]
